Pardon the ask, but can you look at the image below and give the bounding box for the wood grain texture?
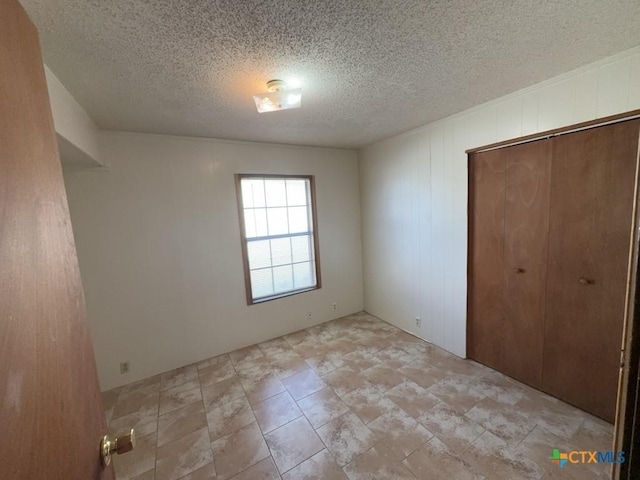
[501,139,551,388]
[543,119,640,423]
[0,1,112,478]
[467,150,506,371]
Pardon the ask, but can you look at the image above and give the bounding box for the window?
[235,174,321,304]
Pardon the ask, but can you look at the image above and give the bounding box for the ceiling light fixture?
[253,79,302,113]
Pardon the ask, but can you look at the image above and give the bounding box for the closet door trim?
[467,109,640,155]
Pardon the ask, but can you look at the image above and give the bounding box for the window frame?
[234,173,322,305]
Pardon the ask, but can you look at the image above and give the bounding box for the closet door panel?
[502,140,551,388]
[468,150,506,370]
[544,119,640,422]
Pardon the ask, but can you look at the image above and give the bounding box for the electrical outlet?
[120,361,130,374]
[415,317,421,328]
[332,302,337,311]
[307,311,313,320]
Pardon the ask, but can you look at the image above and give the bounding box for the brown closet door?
[468,150,506,371]
[544,119,640,423]
[501,140,551,388]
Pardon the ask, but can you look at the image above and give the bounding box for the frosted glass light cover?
[253,88,302,113]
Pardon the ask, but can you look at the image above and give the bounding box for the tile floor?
[103,312,614,480]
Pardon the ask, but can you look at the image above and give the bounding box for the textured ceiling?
[21,0,640,149]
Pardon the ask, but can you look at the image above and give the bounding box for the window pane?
[265,179,287,207]
[286,179,308,206]
[267,207,288,235]
[252,208,268,237]
[293,261,314,289]
[270,237,292,266]
[288,206,309,233]
[251,268,274,298]
[273,265,294,292]
[237,175,319,303]
[291,235,311,263]
[243,179,266,208]
[247,240,271,269]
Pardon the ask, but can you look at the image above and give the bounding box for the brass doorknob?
[101,429,135,467]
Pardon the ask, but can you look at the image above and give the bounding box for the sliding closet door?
[501,140,551,388]
[468,150,506,371]
[544,119,640,422]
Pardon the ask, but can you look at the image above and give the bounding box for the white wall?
[44,65,103,167]
[359,45,640,358]
[63,132,363,390]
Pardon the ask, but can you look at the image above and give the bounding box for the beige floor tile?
[197,353,230,370]
[361,364,405,391]
[284,329,314,346]
[375,346,416,369]
[282,368,327,400]
[322,367,368,397]
[120,375,162,395]
[178,461,217,479]
[281,449,348,480]
[234,357,275,381]
[397,365,448,389]
[426,376,486,414]
[113,386,160,420]
[570,416,614,452]
[211,422,270,480]
[367,409,434,459]
[161,365,199,391]
[465,397,536,443]
[297,387,350,428]
[129,470,155,480]
[258,337,292,356]
[341,382,398,424]
[402,436,486,480]
[385,380,441,418]
[253,391,303,433]
[304,353,341,376]
[514,425,605,479]
[463,430,546,480]
[229,345,265,366]
[105,312,612,480]
[469,371,526,405]
[417,401,485,455]
[265,416,325,473]
[199,361,236,387]
[230,456,280,480]
[202,376,246,410]
[268,352,310,380]
[113,432,157,480]
[515,393,587,439]
[343,444,416,479]
[158,400,208,447]
[159,380,203,416]
[316,412,376,466]
[341,351,380,372]
[155,427,213,480]
[110,403,159,438]
[206,396,256,441]
[242,373,286,405]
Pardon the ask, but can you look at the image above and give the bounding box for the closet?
[468,118,640,423]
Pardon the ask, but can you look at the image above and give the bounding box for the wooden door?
[0,1,114,478]
[501,139,551,388]
[543,119,640,423]
[468,149,507,371]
